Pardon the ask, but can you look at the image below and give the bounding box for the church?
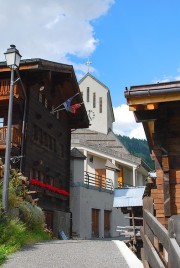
[70,73,149,239]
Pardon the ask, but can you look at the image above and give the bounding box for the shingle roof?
[71,128,142,166]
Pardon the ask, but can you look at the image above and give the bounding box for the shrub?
[19,201,45,230]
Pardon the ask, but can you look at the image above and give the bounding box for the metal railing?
[0,126,21,148]
[84,171,114,192]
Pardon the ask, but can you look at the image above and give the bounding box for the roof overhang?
[124,81,180,151]
[0,58,90,129]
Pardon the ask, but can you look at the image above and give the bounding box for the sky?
[1,0,180,139]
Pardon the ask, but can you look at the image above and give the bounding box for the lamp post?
[2,45,21,212]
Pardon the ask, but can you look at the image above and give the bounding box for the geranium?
[29,179,69,196]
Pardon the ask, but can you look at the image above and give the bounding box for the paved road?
[3,240,129,268]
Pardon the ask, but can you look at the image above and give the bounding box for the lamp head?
[4,45,21,69]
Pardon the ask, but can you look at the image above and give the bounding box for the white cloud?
[0,0,114,74]
[153,68,180,83]
[113,104,146,140]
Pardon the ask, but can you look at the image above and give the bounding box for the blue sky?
[0,0,180,138]
[87,0,180,106]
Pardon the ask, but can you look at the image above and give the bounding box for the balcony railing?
[84,171,114,192]
[0,126,21,149]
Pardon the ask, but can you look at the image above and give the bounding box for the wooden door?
[92,208,99,237]
[95,169,106,188]
[104,210,111,237]
[118,166,123,188]
[44,210,53,230]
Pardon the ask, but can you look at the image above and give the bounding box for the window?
[33,125,38,140]
[0,118,4,127]
[87,87,90,102]
[33,124,56,152]
[93,93,96,108]
[99,97,102,113]
[39,129,43,144]
[29,168,33,178]
[56,111,59,120]
[39,93,42,103]
[45,98,48,108]
[81,91,83,98]
[49,135,52,150]
[60,144,64,158]
[53,139,56,152]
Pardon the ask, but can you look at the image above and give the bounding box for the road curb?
[113,240,143,268]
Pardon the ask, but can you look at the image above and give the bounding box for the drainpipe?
[15,69,27,172]
[133,166,136,186]
[84,150,87,171]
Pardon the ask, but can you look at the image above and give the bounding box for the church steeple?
[79,73,114,134]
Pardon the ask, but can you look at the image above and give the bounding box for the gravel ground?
[2,240,129,268]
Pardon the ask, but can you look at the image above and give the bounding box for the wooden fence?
[141,197,180,268]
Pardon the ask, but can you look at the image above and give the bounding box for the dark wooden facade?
[125,81,180,227]
[0,59,89,234]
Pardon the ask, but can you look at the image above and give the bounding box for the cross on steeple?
[85,59,92,73]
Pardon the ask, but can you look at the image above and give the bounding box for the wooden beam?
[127,94,180,106]
[134,110,159,122]
[0,64,39,72]
[146,103,159,110]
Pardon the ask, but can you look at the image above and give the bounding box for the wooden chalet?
[0,58,89,236]
[125,81,180,226]
[125,81,180,267]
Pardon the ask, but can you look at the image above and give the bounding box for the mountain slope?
[117,135,154,170]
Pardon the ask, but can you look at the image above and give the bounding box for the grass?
[0,171,52,266]
[0,217,52,266]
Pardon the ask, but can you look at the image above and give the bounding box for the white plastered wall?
[70,186,129,239]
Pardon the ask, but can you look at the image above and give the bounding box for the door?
[92,208,99,237]
[118,166,123,188]
[44,210,53,230]
[104,210,111,237]
[95,169,106,188]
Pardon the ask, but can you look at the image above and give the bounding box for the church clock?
[88,110,95,121]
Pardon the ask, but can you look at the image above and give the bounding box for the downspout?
[132,166,136,186]
[15,69,27,172]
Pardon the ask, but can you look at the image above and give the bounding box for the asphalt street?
[2,240,130,268]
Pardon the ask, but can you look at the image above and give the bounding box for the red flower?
[29,179,69,196]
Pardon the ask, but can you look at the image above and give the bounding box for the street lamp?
[2,45,21,212]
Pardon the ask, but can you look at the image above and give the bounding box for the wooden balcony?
[0,79,23,101]
[0,126,22,149]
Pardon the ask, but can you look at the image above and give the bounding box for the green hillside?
[117,135,154,170]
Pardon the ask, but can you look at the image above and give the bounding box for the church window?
[87,87,90,102]
[99,97,102,113]
[93,92,96,108]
